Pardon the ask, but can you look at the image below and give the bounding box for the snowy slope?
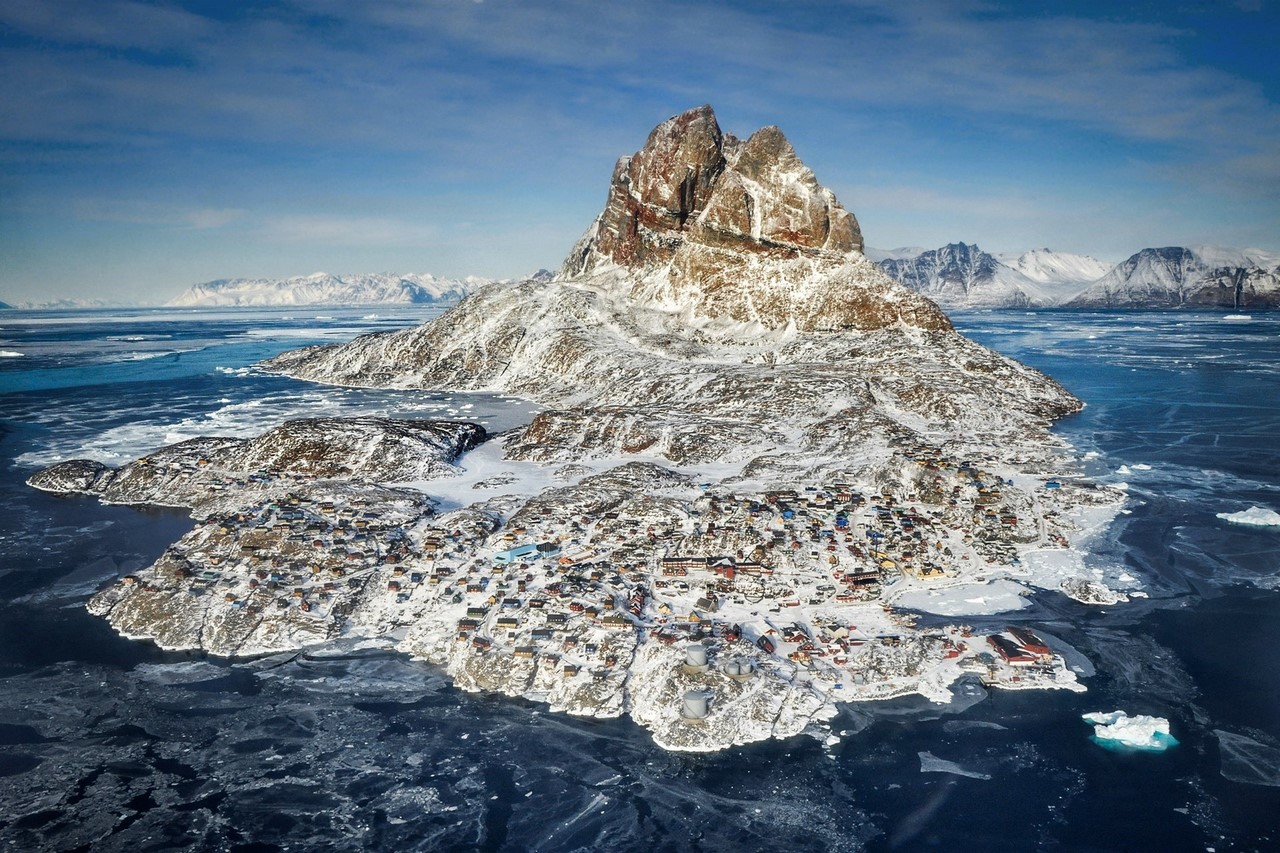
[1067,246,1280,309]
[997,248,1111,285]
[166,272,492,307]
[996,248,1111,304]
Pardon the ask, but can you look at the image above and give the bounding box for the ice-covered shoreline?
[35,416,1116,752]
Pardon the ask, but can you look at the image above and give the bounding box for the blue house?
[494,543,539,563]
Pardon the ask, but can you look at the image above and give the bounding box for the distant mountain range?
[870,244,1108,309]
[5,245,1277,312]
[3,297,128,310]
[869,244,1280,309]
[165,272,499,307]
[1066,246,1280,309]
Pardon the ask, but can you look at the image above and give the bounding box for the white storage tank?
[682,690,709,719]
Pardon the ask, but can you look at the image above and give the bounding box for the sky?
[1,0,1278,306]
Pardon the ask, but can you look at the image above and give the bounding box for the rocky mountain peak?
[626,103,725,230]
[562,105,864,279]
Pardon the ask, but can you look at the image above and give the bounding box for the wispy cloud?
[4,0,1276,190]
[261,214,438,246]
[70,198,245,229]
[1,0,1277,300]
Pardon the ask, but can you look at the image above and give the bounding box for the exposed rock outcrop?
[29,417,485,513]
[261,108,1076,470]
[553,105,933,334]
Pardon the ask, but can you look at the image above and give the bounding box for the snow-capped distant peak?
[1067,245,1280,309]
[875,242,1056,309]
[166,272,496,307]
[996,248,1112,287]
[863,246,929,263]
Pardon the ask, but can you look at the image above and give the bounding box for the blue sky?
[1,0,1278,305]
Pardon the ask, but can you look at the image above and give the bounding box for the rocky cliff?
[877,243,1055,309]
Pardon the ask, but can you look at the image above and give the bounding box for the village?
[86,429,1097,748]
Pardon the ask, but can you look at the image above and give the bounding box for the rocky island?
[32,106,1126,751]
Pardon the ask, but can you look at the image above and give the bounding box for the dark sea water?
[1,306,1278,852]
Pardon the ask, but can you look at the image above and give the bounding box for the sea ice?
[918,751,992,780]
[1082,710,1177,751]
[1215,730,1280,787]
[1216,507,1280,528]
[889,579,1029,616]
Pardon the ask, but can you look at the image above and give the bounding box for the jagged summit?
[556,105,940,333]
[562,105,862,278]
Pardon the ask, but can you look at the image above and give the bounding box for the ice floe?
[1082,710,1177,751]
[1216,506,1280,528]
[918,751,992,779]
[1215,730,1280,787]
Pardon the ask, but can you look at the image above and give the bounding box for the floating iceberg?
[1082,710,1178,752]
[1217,507,1280,528]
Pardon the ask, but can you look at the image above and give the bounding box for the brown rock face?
[700,125,861,254]
[562,105,864,277]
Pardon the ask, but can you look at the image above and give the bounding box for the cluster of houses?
[410,465,1078,697]
[150,487,437,619]
[116,436,1084,705]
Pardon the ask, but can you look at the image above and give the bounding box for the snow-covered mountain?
[875,242,1056,308]
[166,272,492,307]
[1067,246,1280,309]
[8,297,130,310]
[997,248,1112,303]
[263,106,1075,467]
